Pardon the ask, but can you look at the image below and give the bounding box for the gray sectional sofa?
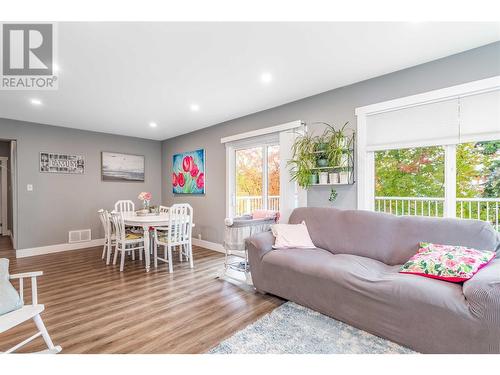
[247,207,500,353]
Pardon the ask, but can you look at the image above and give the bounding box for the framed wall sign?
[40,152,85,174]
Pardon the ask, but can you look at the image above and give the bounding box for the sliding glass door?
[234,144,280,216]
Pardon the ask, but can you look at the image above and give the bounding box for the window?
[456,140,500,227]
[267,145,280,211]
[234,143,280,216]
[375,146,445,216]
[373,141,499,229]
[356,77,500,230]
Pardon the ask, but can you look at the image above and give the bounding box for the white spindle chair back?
[168,204,192,246]
[98,209,111,238]
[110,211,127,241]
[114,200,135,213]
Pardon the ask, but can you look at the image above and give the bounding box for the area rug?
[209,302,415,354]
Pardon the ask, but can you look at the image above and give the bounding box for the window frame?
[355,76,500,217]
[226,133,279,218]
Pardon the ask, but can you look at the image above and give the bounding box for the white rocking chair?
[0,270,61,353]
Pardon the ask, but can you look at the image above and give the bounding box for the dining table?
[119,212,195,272]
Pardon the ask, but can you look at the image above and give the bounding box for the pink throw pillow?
[253,210,277,219]
[271,221,315,249]
[400,242,495,282]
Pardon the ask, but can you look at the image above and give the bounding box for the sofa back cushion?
[288,207,500,266]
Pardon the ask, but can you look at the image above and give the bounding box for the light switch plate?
[27,184,33,191]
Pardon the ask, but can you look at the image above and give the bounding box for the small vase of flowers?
[138,192,152,210]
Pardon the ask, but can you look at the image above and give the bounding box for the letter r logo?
[2,24,53,75]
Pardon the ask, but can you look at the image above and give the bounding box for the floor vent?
[69,229,92,243]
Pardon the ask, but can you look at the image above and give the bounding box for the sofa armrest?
[463,259,500,327]
[246,231,274,291]
[246,231,274,261]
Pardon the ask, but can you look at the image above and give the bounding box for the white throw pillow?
[271,221,315,249]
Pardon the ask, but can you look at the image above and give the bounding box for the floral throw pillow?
[400,242,495,282]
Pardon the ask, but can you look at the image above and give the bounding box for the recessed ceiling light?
[190,104,200,112]
[30,98,42,106]
[261,72,273,84]
[149,122,158,128]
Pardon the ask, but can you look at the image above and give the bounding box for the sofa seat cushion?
[258,248,497,353]
[261,248,469,315]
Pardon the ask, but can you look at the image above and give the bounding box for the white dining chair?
[114,200,135,213]
[98,209,115,265]
[171,204,194,263]
[153,204,193,273]
[110,211,145,272]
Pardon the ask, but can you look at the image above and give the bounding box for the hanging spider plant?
[287,122,353,189]
[311,121,351,168]
[287,131,318,188]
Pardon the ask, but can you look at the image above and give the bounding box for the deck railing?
[375,196,500,231]
[236,195,280,216]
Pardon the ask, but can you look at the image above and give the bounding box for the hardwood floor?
[0,236,14,258]
[0,238,283,353]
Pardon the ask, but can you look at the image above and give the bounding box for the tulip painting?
[172,149,205,194]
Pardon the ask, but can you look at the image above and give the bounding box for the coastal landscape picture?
[172,149,205,194]
[101,152,145,182]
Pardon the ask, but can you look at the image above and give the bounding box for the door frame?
[225,134,279,218]
[0,156,8,236]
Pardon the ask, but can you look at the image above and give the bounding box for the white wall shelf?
[310,182,354,186]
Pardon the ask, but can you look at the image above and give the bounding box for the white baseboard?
[16,238,105,258]
[17,237,222,258]
[192,238,224,253]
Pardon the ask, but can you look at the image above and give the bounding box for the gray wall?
[1,42,499,249]
[162,41,500,244]
[0,119,162,249]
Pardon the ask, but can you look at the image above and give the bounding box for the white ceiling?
[0,22,499,140]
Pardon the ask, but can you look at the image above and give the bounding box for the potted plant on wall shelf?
[318,171,329,184]
[287,131,317,188]
[339,167,350,184]
[288,121,354,188]
[315,131,330,168]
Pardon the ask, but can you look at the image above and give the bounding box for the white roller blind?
[366,98,459,151]
[459,89,500,143]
